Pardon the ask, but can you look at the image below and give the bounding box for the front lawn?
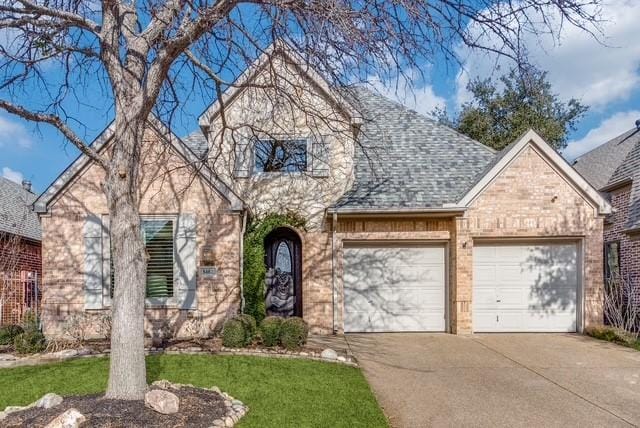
[0,355,387,427]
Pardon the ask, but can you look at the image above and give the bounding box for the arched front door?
[264,227,302,317]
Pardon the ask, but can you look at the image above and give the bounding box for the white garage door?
[473,243,578,332]
[343,245,446,332]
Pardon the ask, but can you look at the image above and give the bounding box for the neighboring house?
[0,176,42,325]
[573,122,640,289]
[34,45,610,338]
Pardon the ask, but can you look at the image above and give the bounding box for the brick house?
[34,45,610,338]
[573,123,640,291]
[0,176,42,325]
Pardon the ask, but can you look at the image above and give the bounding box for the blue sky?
[1,0,639,194]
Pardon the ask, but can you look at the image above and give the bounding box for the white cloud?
[2,166,24,184]
[455,0,640,110]
[563,110,640,160]
[369,72,446,117]
[0,115,32,149]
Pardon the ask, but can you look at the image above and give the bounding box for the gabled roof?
[573,127,640,233]
[198,41,358,128]
[0,176,41,241]
[34,115,243,214]
[573,127,639,191]
[331,87,496,212]
[456,129,611,215]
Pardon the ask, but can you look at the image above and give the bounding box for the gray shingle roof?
[0,177,41,241]
[572,128,638,190]
[573,127,640,233]
[183,130,208,159]
[333,87,496,210]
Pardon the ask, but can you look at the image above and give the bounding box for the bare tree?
[604,276,640,341]
[0,0,604,400]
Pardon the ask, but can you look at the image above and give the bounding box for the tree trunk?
[103,115,148,400]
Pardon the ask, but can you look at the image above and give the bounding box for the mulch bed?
[4,386,227,427]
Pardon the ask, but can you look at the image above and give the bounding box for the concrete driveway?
[345,333,640,428]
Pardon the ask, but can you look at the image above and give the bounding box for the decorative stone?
[151,379,173,390]
[0,354,17,361]
[321,348,338,360]
[209,386,221,394]
[337,356,346,362]
[145,389,179,414]
[44,408,86,428]
[51,349,78,359]
[37,393,64,409]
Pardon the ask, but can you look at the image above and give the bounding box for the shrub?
[279,317,309,350]
[0,325,24,345]
[222,318,248,348]
[243,212,306,323]
[13,330,46,354]
[260,316,283,347]
[237,314,257,341]
[21,310,39,333]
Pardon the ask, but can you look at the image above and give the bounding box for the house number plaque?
[200,266,218,279]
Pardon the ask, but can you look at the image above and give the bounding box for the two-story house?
[34,44,611,338]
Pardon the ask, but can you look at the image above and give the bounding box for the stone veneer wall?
[40,129,242,338]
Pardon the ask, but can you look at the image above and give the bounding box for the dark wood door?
[265,228,302,317]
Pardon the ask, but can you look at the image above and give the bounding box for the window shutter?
[312,137,330,177]
[101,215,111,305]
[175,213,197,310]
[234,140,251,178]
[83,214,103,310]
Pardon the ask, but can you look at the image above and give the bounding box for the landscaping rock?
[51,349,78,359]
[0,354,17,361]
[44,408,86,428]
[321,348,338,360]
[37,393,64,409]
[145,389,179,414]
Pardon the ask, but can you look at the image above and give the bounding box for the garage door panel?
[344,287,444,312]
[473,243,578,333]
[344,245,446,332]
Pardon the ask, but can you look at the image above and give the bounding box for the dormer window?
[254,139,307,173]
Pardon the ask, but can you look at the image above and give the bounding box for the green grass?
[0,355,388,428]
[585,325,640,351]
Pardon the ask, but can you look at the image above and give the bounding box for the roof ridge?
[353,85,496,155]
[574,126,639,161]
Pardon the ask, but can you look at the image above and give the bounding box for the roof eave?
[456,129,613,216]
[327,206,467,217]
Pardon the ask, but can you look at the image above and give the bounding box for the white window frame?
[103,214,180,308]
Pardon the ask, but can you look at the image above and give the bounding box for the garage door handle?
[496,299,502,302]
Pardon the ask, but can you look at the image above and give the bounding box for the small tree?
[604,276,640,341]
[435,66,588,151]
[0,0,604,400]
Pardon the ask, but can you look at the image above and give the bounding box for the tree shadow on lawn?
[1,354,388,428]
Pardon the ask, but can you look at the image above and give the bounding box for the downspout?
[331,211,338,334]
[239,210,247,313]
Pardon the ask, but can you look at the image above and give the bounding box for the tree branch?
[0,100,107,169]
[1,0,101,34]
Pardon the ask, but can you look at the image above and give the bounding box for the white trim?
[34,115,244,213]
[197,40,358,128]
[457,129,612,215]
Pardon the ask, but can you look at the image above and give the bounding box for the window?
[604,241,621,281]
[110,218,175,298]
[254,139,307,173]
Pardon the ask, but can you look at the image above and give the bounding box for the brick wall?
[0,235,42,324]
[41,129,241,338]
[604,184,640,287]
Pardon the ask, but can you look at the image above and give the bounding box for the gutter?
[239,210,248,312]
[327,206,467,217]
[600,177,633,193]
[331,211,338,334]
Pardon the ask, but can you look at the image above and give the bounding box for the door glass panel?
[275,241,292,273]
